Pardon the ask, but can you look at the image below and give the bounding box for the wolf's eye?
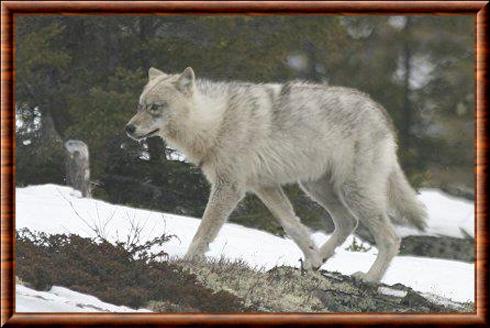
[149,104,160,112]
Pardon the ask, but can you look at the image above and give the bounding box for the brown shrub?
[16,229,248,312]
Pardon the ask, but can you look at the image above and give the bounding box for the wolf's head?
[126,67,196,141]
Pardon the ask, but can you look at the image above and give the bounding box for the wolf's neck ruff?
[166,80,227,166]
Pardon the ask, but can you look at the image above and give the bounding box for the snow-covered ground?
[17,285,150,312]
[15,184,475,312]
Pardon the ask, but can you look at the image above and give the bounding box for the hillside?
[16,185,474,312]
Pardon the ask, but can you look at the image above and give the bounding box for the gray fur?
[126,67,428,282]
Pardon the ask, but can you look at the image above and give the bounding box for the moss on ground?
[174,258,474,313]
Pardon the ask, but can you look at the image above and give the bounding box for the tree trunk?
[401,17,412,151]
[304,40,320,82]
[65,140,91,197]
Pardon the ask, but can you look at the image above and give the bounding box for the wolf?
[126,67,428,283]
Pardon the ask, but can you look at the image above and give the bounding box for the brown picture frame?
[1,1,488,326]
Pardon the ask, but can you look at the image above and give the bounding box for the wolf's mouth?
[130,128,160,141]
[140,128,160,140]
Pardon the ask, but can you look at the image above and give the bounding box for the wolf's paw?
[303,254,323,271]
[184,240,209,261]
[183,251,206,262]
[352,271,379,284]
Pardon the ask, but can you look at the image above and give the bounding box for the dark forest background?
[15,15,474,235]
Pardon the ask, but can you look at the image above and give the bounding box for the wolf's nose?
[126,124,136,135]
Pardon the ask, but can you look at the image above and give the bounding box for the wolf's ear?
[148,67,166,81]
[175,67,195,94]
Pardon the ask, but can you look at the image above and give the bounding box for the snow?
[16,284,150,312]
[16,184,475,311]
[397,188,474,239]
[378,286,408,298]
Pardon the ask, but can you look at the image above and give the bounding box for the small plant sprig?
[345,237,372,253]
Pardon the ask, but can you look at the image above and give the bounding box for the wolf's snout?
[126,124,136,135]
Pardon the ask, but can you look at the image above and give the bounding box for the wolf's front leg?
[185,182,244,260]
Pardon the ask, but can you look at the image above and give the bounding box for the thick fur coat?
[126,67,428,282]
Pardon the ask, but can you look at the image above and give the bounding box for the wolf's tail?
[388,162,428,231]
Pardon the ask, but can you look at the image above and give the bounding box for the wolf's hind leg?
[255,186,322,270]
[300,177,358,265]
[341,180,400,283]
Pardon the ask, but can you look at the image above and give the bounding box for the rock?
[399,235,474,262]
[356,223,474,262]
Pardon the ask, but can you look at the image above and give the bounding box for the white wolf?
[126,67,427,282]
